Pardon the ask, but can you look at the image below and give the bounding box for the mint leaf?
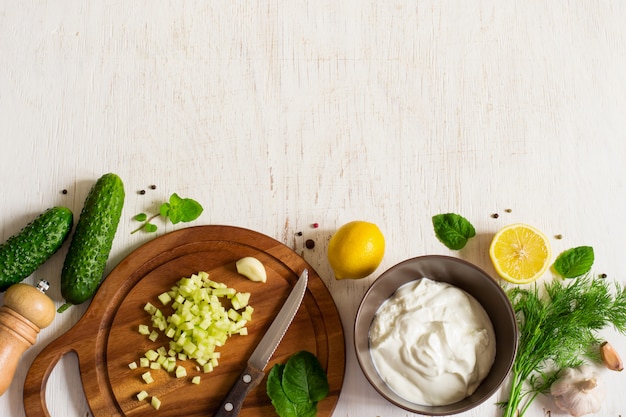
[432,213,476,250]
[169,192,183,206]
[553,246,594,278]
[132,193,203,234]
[162,193,203,224]
[159,202,171,218]
[133,213,148,222]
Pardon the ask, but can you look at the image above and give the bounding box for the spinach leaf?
[432,213,476,250]
[553,246,595,278]
[267,351,328,417]
[282,351,329,404]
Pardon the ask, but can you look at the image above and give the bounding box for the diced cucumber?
[142,371,154,384]
[151,396,161,410]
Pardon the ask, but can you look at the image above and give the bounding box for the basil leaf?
[267,364,317,417]
[282,351,329,404]
[553,246,594,278]
[432,213,476,250]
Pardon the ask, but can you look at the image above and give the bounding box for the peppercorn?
[555,234,563,240]
[305,239,315,249]
[312,223,319,228]
[150,185,157,190]
[504,208,512,213]
[61,189,68,195]
[138,190,146,195]
[295,231,303,237]
[600,273,608,279]
[491,213,499,219]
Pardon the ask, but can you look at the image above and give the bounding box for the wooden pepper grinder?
[0,280,55,396]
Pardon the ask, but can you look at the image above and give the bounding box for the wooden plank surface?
[1,1,626,416]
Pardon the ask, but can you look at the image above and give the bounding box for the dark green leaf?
[267,365,294,417]
[282,351,329,404]
[432,213,476,250]
[267,365,317,417]
[553,246,595,278]
[133,213,147,222]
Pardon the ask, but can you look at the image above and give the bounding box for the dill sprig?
[501,275,626,417]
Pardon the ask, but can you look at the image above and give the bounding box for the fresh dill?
[501,275,626,417]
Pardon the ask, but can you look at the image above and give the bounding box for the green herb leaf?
[267,365,317,417]
[133,213,148,222]
[282,351,329,404]
[161,193,203,224]
[132,193,203,234]
[501,275,626,417]
[159,202,171,218]
[432,213,476,250]
[266,351,328,417]
[553,246,595,278]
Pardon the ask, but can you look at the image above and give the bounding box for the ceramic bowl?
[354,255,518,415]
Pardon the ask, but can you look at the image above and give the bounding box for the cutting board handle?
[23,306,110,417]
[23,332,82,417]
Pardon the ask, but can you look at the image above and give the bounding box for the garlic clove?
[600,341,624,372]
[550,365,606,417]
[236,257,267,283]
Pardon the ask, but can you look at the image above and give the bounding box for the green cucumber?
[0,206,73,291]
[58,173,125,312]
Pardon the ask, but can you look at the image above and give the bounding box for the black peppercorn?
[305,239,315,249]
[138,190,146,195]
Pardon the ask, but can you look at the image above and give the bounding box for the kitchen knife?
[214,269,309,417]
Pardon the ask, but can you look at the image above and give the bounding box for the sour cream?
[369,278,496,406]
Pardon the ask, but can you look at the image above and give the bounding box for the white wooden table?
[1,1,625,416]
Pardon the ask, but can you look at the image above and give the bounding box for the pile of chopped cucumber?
[130,271,254,409]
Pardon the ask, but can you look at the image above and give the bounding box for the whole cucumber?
[58,173,125,312]
[0,206,73,291]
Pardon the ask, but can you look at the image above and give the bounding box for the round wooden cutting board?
[24,225,345,417]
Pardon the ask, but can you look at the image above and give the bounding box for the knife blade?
[214,269,309,417]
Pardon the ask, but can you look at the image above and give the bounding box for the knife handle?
[214,364,265,417]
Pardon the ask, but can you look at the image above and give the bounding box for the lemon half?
[327,221,385,280]
[489,223,551,284]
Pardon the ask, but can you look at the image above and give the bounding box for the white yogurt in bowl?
[369,277,496,406]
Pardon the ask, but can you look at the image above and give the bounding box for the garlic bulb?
[550,365,606,417]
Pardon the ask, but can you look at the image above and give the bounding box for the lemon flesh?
[327,221,385,280]
[489,223,551,284]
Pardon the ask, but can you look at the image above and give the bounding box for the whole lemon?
[327,221,385,280]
